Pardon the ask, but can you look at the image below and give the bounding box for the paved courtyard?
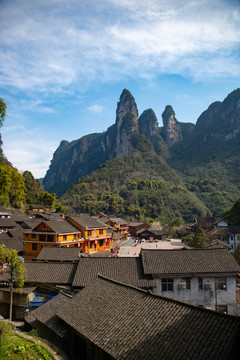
[117,238,186,257]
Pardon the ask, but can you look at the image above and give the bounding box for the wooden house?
[23,220,82,260]
[67,215,112,254]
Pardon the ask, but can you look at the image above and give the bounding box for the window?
[87,230,92,237]
[48,235,54,242]
[184,278,191,290]
[198,278,203,289]
[216,305,227,314]
[99,239,104,247]
[39,234,46,242]
[99,229,103,235]
[215,277,227,291]
[63,235,67,241]
[32,243,37,251]
[162,278,174,291]
[31,234,36,239]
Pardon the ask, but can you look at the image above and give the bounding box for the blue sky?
[0,0,240,179]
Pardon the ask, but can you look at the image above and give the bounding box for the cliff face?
[113,89,139,157]
[43,89,142,196]
[194,89,240,142]
[162,105,182,147]
[138,109,159,139]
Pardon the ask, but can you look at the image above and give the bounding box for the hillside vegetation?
[61,136,210,223]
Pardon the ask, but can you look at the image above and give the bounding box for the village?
[0,205,240,359]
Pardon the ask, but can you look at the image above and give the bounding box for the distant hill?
[43,88,240,221]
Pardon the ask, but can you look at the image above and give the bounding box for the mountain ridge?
[43,88,240,219]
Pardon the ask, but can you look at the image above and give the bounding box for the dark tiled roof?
[0,233,24,252]
[57,275,240,360]
[84,250,112,257]
[24,220,80,234]
[25,262,77,285]
[0,218,16,227]
[72,257,156,288]
[10,212,31,222]
[108,217,129,225]
[190,217,217,228]
[208,239,232,249]
[228,226,240,234]
[37,247,82,261]
[141,229,166,236]
[129,222,146,227]
[141,248,240,275]
[21,219,42,229]
[68,215,107,229]
[25,292,71,337]
[209,226,232,238]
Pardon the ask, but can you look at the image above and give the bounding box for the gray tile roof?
[24,219,80,234]
[57,275,240,360]
[25,262,78,285]
[72,257,156,288]
[108,217,129,225]
[0,218,16,227]
[80,250,112,257]
[129,222,146,226]
[68,215,107,229]
[141,248,240,275]
[25,292,71,337]
[0,232,24,252]
[37,247,82,261]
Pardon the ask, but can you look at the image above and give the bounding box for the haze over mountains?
[41,88,240,220]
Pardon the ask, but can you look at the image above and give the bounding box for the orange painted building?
[23,220,82,261]
[67,215,112,254]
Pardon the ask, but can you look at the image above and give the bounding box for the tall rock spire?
[162,105,182,147]
[138,109,159,139]
[114,89,139,157]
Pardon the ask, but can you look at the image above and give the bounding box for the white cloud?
[1,124,57,179]
[87,104,104,113]
[0,0,239,95]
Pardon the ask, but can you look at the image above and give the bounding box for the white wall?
[153,276,238,315]
[228,233,240,252]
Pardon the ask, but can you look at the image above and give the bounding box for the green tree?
[0,98,7,127]
[40,191,56,209]
[0,163,12,206]
[223,198,240,225]
[0,245,27,324]
[23,170,42,205]
[55,201,69,213]
[184,226,209,248]
[9,168,26,208]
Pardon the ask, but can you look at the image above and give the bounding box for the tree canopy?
[0,98,7,127]
[223,198,240,225]
[183,227,209,249]
[0,245,27,290]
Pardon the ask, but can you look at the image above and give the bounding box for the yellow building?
[67,215,112,254]
[23,220,82,261]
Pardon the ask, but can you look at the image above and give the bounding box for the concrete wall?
[153,275,238,315]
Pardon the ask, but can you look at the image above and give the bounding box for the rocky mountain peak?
[162,105,182,147]
[195,88,240,142]
[114,89,139,157]
[138,109,159,139]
